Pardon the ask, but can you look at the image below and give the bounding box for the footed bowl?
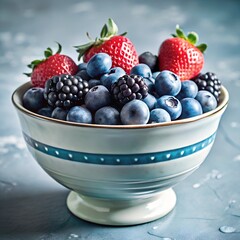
[12,82,229,226]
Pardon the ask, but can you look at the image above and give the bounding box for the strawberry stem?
[173,25,207,53]
[74,18,126,61]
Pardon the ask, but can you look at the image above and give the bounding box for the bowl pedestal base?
[66,188,176,226]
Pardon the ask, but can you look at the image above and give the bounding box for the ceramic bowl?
[12,82,229,226]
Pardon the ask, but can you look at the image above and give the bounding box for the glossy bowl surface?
[12,82,229,225]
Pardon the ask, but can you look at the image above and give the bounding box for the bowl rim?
[12,81,229,129]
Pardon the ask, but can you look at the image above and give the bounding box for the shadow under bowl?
[12,82,229,226]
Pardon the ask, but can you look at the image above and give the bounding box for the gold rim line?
[12,81,229,129]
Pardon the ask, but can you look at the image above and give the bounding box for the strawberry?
[158,25,207,81]
[25,43,78,87]
[75,18,138,74]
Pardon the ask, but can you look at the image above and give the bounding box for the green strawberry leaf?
[171,34,177,37]
[86,32,93,41]
[55,42,62,54]
[106,18,118,37]
[176,25,187,40]
[196,43,207,53]
[44,48,52,58]
[24,72,31,77]
[119,32,127,36]
[74,18,127,60]
[187,32,199,45]
[31,60,43,68]
[100,24,108,38]
[75,41,95,61]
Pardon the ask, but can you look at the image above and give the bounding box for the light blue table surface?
[0,0,240,239]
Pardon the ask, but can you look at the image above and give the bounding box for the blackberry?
[44,74,89,109]
[111,74,148,105]
[194,72,221,102]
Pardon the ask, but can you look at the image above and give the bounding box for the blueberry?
[148,77,155,84]
[152,71,161,79]
[75,70,91,81]
[180,98,203,119]
[88,79,101,88]
[100,67,125,90]
[149,109,171,123]
[94,106,120,125]
[51,107,68,120]
[23,87,46,112]
[87,53,112,78]
[155,95,182,120]
[67,106,92,123]
[78,62,87,71]
[155,70,181,97]
[84,85,111,112]
[37,106,53,117]
[130,63,152,78]
[142,93,157,110]
[143,77,155,93]
[176,80,198,100]
[138,52,158,71]
[120,100,150,125]
[195,90,217,113]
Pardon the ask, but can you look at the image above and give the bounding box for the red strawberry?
[75,18,138,74]
[25,43,78,88]
[158,25,207,81]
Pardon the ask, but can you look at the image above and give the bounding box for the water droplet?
[228,199,237,208]
[230,122,239,128]
[152,225,159,230]
[219,226,236,233]
[147,231,173,240]
[68,233,79,239]
[193,183,201,188]
[216,173,223,179]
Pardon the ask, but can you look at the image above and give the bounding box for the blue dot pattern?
[23,132,216,165]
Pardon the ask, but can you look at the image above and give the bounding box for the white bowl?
[12,82,229,226]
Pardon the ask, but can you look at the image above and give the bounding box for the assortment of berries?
[22,19,223,125]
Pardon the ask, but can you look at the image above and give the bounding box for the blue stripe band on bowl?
[23,132,216,165]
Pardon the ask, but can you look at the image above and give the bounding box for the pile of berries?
[22,19,222,125]
[23,52,221,125]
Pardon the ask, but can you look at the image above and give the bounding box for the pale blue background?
[0,0,240,239]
